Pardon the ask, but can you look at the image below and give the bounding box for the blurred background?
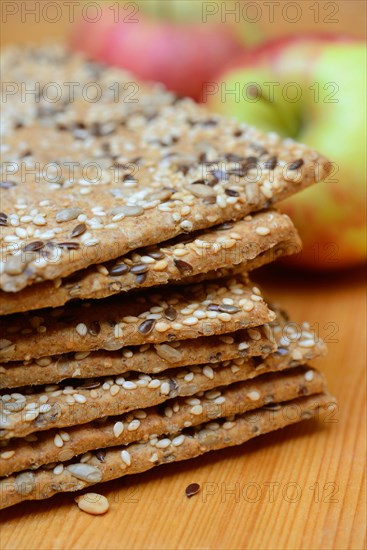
[1,0,366,270]
[1,0,366,45]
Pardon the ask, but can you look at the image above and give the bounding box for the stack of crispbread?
[0,46,335,510]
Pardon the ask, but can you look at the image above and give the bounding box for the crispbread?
[0,275,274,362]
[0,331,325,440]
[0,313,327,390]
[0,210,301,315]
[0,392,336,509]
[0,366,325,477]
[1,46,331,293]
[0,325,276,390]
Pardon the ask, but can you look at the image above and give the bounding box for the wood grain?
[0,266,365,550]
[0,2,365,547]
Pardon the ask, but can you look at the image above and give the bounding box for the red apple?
[206,35,366,269]
[70,3,254,101]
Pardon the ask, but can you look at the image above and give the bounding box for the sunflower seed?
[70,223,87,238]
[173,259,193,275]
[138,319,156,335]
[187,183,215,198]
[14,472,36,495]
[56,208,82,223]
[109,263,130,276]
[23,240,45,252]
[67,463,102,483]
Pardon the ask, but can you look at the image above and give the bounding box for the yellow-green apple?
[206,36,366,269]
[70,1,260,101]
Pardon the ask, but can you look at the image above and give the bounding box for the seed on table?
[75,493,109,515]
[185,483,200,498]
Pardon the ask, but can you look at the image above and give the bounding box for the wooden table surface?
[0,266,365,550]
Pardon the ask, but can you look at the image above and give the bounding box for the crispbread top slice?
[0,210,301,315]
[0,275,274,362]
[0,46,331,292]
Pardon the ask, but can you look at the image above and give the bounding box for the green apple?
[206,36,366,269]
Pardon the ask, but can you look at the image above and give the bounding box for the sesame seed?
[1,450,15,459]
[155,322,170,333]
[172,434,185,447]
[203,366,214,379]
[151,259,169,274]
[39,404,52,413]
[248,329,261,341]
[218,312,231,322]
[185,397,201,406]
[122,381,137,390]
[191,405,203,416]
[160,382,170,395]
[214,396,226,405]
[291,349,303,361]
[304,370,314,381]
[247,391,261,401]
[255,226,270,236]
[238,341,249,350]
[53,464,64,475]
[33,215,46,226]
[148,379,161,389]
[134,410,148,420]
[60,431,70,442]
[74,393,87,404]
[76,323,88,337]
[219,335,234,344]
[223,421,236,430]
[113,422,124,437]
[121,450,132,466]
[241,300,254,312]
[24,409,40,422]
[54,434,64,448]
[299,339,315,348]
[156,438,171,449]
[74,493,109,516]
[127,419,140,431]
[182,316,198,326]
[180,220,193,232]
